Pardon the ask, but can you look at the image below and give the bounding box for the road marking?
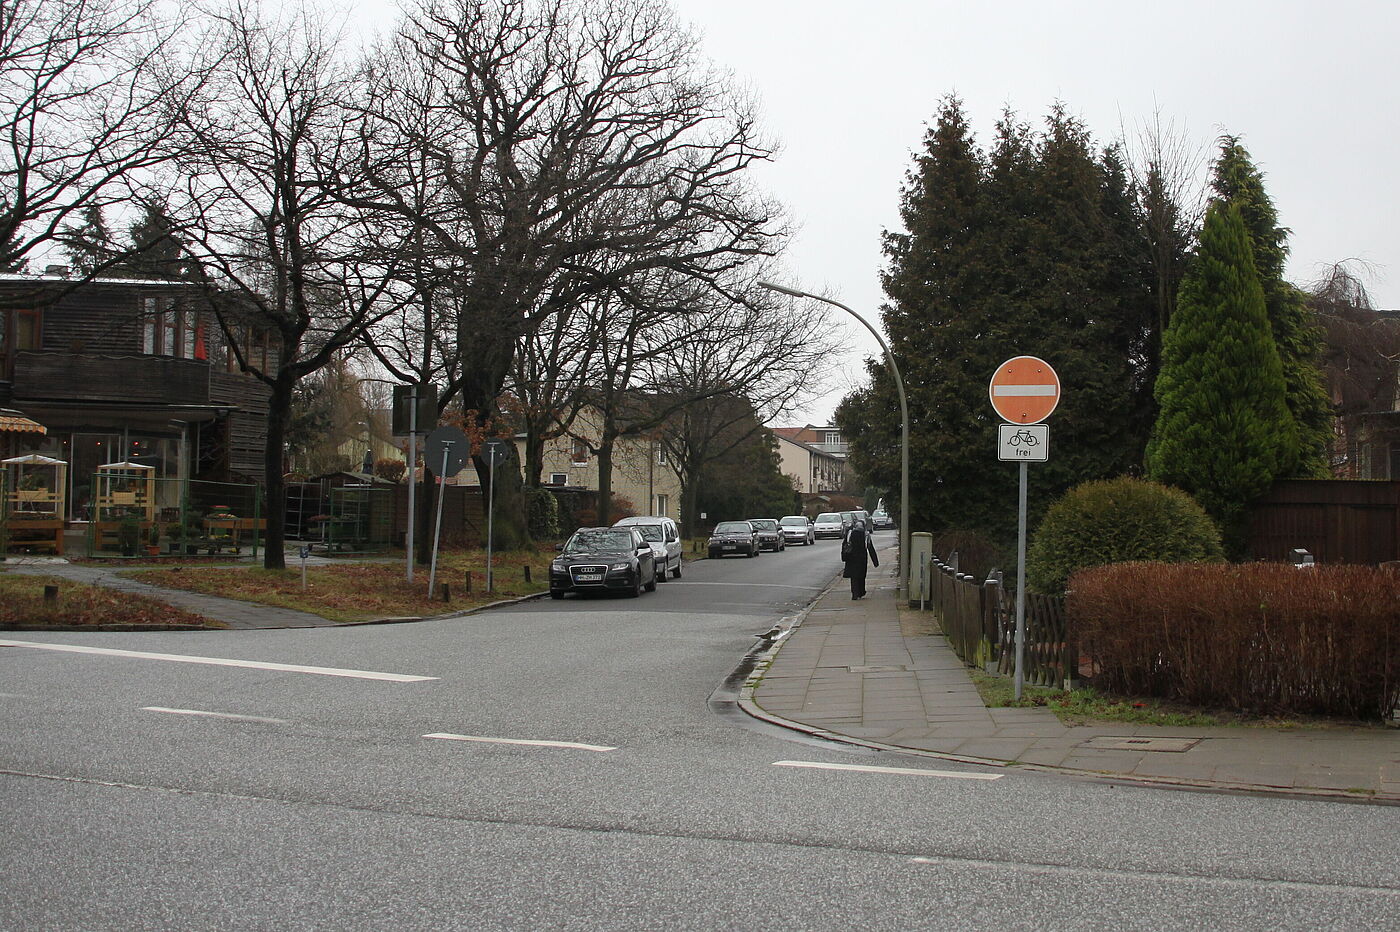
[774,760,1003,781]
[0,639,437,682]
[663,582,823,591]
[142,706,287,724]
[424,733,616,752]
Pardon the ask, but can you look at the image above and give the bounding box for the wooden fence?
[1247,479,1399,565]
[921,552,1076,689]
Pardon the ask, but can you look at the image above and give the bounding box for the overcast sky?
[349,0,1400,424]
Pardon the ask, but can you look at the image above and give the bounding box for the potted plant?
[145,523,161,556]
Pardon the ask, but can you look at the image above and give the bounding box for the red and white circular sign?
[989,356,1061,425]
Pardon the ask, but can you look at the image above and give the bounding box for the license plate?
[577,573,603,581]
[723,544,735,550]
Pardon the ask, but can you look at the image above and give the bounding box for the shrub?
[525,486,560,540]
[374,458,406,483]
[1028,477,1222,596]
[929,529,1008,582]
[1069,562,1400,719]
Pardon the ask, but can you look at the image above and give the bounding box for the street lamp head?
[757,280,808,299]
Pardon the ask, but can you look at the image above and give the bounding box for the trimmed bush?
[525,486,560,540]
[1028,478,1223,596]
[1069,562,1400,719]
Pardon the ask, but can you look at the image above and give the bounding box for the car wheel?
[550,590,565,600]
[655,559,667,581]
[645,563,657,592]
[628,574,641,598]
[749,546,758,557]
[708,549,719,559]
[672,561,682,578]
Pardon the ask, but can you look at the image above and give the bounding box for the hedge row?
[1068,562,1400,720]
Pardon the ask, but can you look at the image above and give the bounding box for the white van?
[613,515,683,580]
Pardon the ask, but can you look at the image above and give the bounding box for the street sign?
[391,383,438,436]
[998,424,1048,462]
[424,425,470,477]
[483,438,511,467]
[989,356,1061,424]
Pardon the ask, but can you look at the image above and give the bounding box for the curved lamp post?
[757,281,911,598]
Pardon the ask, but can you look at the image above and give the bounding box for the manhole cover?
[847,664,908,673]
[1079,736,1201,753]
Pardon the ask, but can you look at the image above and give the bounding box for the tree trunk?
[262,375,294,570]
[596,437,615,526]
[678,460,701,540]
[474,445,529,549]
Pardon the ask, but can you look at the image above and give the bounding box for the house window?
[13,309,40,351]
[656,445,667,466]
[571,439,588,465]
[654,493,669,517]
[825,431,841,446]
[548,473,568,486]
[141,297,199,359]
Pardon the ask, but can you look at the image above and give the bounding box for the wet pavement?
[744,544,1400,803]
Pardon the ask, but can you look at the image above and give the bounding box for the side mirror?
[555,543,564,551]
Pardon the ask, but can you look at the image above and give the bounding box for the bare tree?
[652,282,835,535]
[0,0,190,287]
[353,0,784,545]
[159,0,402,568]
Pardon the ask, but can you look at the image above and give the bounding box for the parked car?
[840,511,857,533]
[708,520,760,558]
[852,509,870,529]
[747,517,784,551]
[870,510,894,530]
[550,526,657,598]
[813,512,845,540]
[778,515,815,545]
[613,515,683,579]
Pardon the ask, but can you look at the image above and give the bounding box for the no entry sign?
[989,356,1061,424]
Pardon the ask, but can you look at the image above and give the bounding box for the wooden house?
[0,269,272,523]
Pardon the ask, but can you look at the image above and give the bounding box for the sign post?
[483,439,510,593]
[989,356,1061,700]
[424,425,470,599]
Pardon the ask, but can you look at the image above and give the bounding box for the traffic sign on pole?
[989,356,1061,424]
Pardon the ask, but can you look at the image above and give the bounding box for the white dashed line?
[424,733,616,752]
[774,760,1003,781]
[142,706,287,724]
[0,639,437,682]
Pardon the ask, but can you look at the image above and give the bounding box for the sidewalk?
[744,549,1400,802]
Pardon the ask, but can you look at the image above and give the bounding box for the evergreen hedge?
[1027,477,1223,596]
[525,486,560,541]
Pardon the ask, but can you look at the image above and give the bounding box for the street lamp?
[757,281,911,598]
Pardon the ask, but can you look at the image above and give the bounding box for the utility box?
[910,531,934,605]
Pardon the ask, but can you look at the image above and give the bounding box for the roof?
[0,273,185,288]
[773,431,838,458]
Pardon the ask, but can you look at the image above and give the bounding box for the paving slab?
[743,548,1400,803]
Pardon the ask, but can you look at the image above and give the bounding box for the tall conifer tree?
[1146,201,1294,551]
[1211,137,1332,476]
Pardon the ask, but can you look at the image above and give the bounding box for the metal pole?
[756,282,911,597]
[406,385,417,583]
[486,451,496,593]
[427,444,450,598]
[1014,460,1028,701]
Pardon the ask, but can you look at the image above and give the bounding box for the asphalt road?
[3,531,1399,930]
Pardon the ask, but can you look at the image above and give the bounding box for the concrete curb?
[735,574,1400,805]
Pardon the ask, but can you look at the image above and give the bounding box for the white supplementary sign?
[998,424,1048,462]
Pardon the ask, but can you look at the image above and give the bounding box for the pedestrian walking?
[841,521,878,599]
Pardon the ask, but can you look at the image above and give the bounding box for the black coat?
[842,527,878,578]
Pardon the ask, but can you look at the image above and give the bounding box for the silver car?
[813,512,844,540]
[779,515,815,545]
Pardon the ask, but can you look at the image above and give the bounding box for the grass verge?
[0,573,224,629]
[130,549,550,623]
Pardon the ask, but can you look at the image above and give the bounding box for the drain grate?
[847,664,908,673]
[1079,736,1201,753]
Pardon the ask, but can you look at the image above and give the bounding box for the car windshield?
[779,517,807,526]
[749,519,777,531]
[816,513,839,522]
[714,521,750,533]
[565,529,635,554]
[630,525,664,541]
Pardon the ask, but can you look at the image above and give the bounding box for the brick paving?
[748,546,1400,802]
